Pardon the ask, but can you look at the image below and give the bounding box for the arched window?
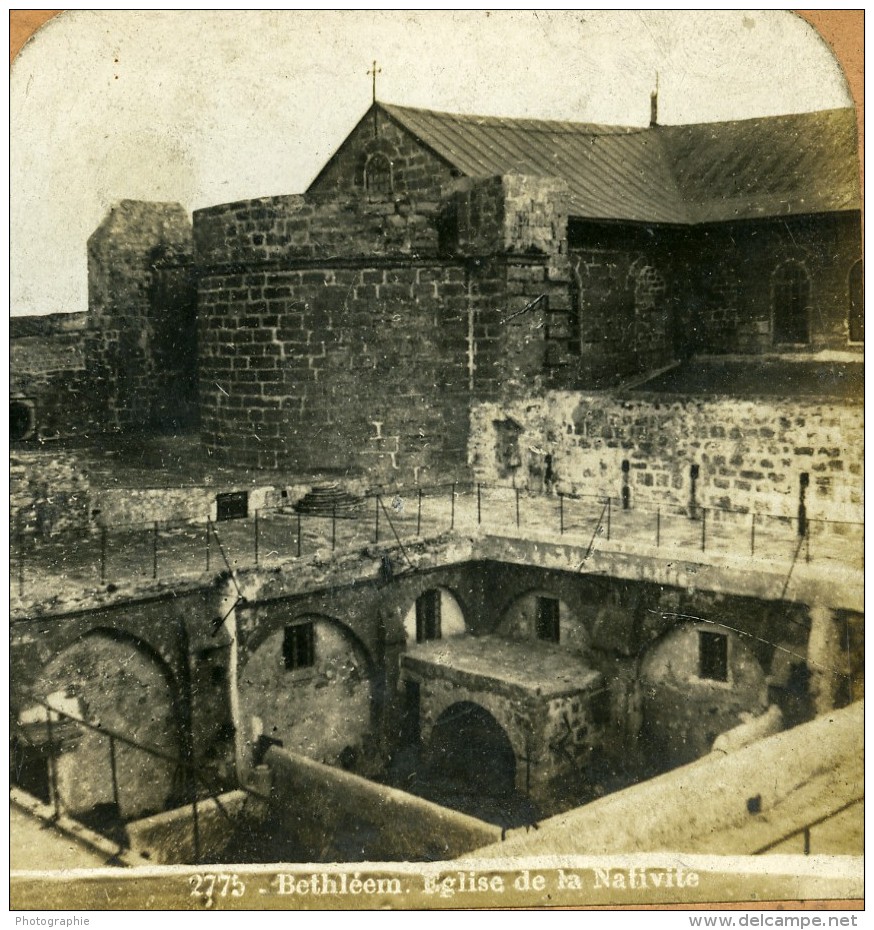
[848,260,863,343]
[773,261,810,345]
[634,265,666,313]
[364,153,392,197]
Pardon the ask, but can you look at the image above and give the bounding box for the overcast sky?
[10,10,853,317]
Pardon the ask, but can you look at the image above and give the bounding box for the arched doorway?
[428,702,516,797]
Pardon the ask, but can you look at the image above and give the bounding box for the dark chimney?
[650,73,660,127]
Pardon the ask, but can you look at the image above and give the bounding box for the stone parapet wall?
[470,392,863,521]
[194,194,442,267]
[10,450,92,536]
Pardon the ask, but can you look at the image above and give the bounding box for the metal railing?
[11,481,863,601]
[13,697,267,865]
[753,796,863,855]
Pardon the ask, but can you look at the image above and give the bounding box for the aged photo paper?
[8,10,863,913]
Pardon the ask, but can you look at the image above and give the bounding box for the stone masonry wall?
[10,450,92,537]
[193,177,575,484]
[566,219,681,388]
[675,212,863,355]
[470,392,863,521]
[10,314,99,441]
[307,106,459,199]
[87,200,196,433]
[195,258,471,481]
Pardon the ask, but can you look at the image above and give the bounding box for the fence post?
[296,512,302,558]
[192,793,201,865]
[559,492,564,535]
[109,734,120,816]
[254,509,260,566]
[206,518,211,572]
[45,710,61,820]
[656,508,660,548]
[17,516,24,598]
[416,489,422,536]
[450,483,456,531]
[477,484,482,525]
[375,495,380,544]
[701,508,707,552]
[515,488,520,528]
[100,526,107,585]
[332,503,337,552]
[153,521,159,579]
[805,522,811,563]
[606,497,611,541]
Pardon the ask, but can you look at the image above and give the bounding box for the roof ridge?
[380,101,647,136]
[380,100,856,135]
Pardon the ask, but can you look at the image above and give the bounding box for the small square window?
[416,590,442,643]
[535,596,560,643]
[216,491,248,521]
[699,630,728,682]
[284,623,315,670]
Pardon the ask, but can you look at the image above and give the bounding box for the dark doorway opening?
[10,738,50,804]
[402,680,421,746]
[415,590,441,643]
[773,261,810,345]
[535,596,560,643]
[428,701,516,797]
[10,400,34,441]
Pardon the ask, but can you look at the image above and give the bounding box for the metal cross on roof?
[367,60,382,104]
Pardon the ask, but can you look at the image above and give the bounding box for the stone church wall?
[307,107,459,198]
[568,241,677,388]
[193,177,575,483]
[674,212,863,355]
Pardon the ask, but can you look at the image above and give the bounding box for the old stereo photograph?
[8,10,863,912]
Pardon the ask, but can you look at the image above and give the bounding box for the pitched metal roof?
[378,103,860,225]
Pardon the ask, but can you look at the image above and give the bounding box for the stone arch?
[357,138,400,194]
[237,613,376,772]
[496,587,589,654]
[772,259,811,345]
[630,261,667,314]
[25,627,184,822]
[426,701,517,797]
[637,620,768,772]
[364,152,394,197]
[402,586,467,644]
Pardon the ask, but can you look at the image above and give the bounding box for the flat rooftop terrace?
[633,355,863,400]
[10,434,863,616]
[403,635,602,699]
